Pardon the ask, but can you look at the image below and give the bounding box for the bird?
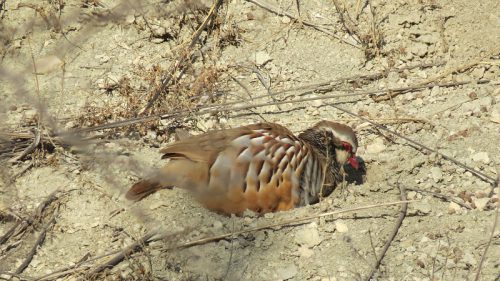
[126,121,359,215]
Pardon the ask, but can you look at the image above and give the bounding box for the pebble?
[411,202,432,215]
[471,152,490,165]
[255,51,272,66]
[430,167,443,183]
[490,103,500,123]
[365,138,386,154]
[212,220,223,229]
[334,220,348,233]
[294,223,322,248]
[448,202,462,214]
[473,197,490,211]
[276,263,297,280]
[410,42,428,57]
[298,245,314,258]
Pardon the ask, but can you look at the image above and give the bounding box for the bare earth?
[0,0,499,280]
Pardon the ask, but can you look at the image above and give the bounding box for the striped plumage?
[126,121,359,215]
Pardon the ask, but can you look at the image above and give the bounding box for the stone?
[298,245,314,258]
[276,263,297,280]
[491,103,500,124]
[430,167,443,183]
[255,51,272,66]
[473,197,490,211]
[212,220,223,229]
[410,42,428,57]
[471,152,490,165]
[365,138,386,154]
[448,202,461,214]
[335,220,348,233]
[294,223,323,248]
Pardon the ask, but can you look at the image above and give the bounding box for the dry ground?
[1,0,499,280]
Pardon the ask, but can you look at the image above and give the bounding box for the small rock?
[365,138,386,154]
[411,202,432,215]
[409,42,428,57]
[255,51,272,66]
[471,152,490,165]
[490,103,500,124]
[334,220,348,233]
[430,167,443,183]
[473,197,490,211]
[276,263,297,280]
[298,245,314,258]
[462,251,477,266]
[294,223,322,248]
[212,220,223,229]
[125,14,135,24]
[448,202,461,214]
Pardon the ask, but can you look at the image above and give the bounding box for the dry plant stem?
[47,200,415,279]
[14,210,58,274]
[8,129,41,163]
[474,207,499,281]
[167,200,416,249]
[328,104,498,186]
[246,0,360,48]
[89,231,157,276]
[405,187,472,209]
[365,185,408,281]
[0,190,61,245]
[140,0,224,114]
[77,78,478,133]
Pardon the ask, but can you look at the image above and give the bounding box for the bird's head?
[299,121,359,170]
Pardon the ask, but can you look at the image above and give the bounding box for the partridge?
[126,121,359,215]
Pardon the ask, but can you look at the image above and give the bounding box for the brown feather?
[126,180,166,201]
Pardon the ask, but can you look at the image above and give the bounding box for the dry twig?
[365,184,408,280]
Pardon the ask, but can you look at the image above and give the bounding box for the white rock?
[212,220,223,229]
[298,245,314,258]
[335,220,348,233]
[294,223,322,248]
[430,167,443,183]
[471,152,490,165]
[473,197,490,211]
[276,263,297,280]
[448,202,461,214]
[255,51,272,66]
[490,103,500,123]
[365,138,386,154]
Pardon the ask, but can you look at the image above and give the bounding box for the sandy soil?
[1,0,499,280]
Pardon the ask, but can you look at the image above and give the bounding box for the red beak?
[348,156,359,170]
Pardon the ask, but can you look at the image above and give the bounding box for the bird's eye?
[341,142,352,152]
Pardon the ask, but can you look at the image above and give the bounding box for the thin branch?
[365,184,408,280]
[14,210,58,274]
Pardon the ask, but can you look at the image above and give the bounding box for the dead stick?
[89,231,157,276]
[15,210,58,274]
[88,200,415,277]
[75,79,482,133]
[365,185,408,280]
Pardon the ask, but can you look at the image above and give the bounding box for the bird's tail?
[125,180,170,201]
